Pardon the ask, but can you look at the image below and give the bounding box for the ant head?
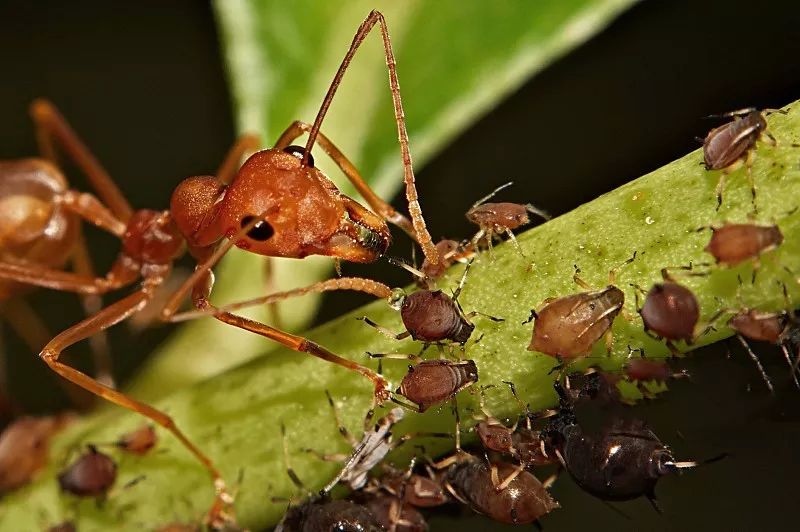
[170,148,390,262]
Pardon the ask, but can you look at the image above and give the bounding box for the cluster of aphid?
[0,8,797,531]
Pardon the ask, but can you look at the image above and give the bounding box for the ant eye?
[240,216,275,241]
[282,145,315,167]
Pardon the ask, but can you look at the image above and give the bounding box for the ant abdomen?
[401,290,474,344]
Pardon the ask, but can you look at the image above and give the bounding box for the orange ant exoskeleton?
[0,101,124,411]
[465,182,550,257]
[0,10,446,518]
[526,253,636,361]
[57,445,117,499]
[701,107,787,212]
[0,413,74,494]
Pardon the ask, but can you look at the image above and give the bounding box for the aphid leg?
[358,317,412,341]
[541,468,561,489]
[572,265,593,290]
[452,396,462,452]
[715,159,744,211]
[608,251,638,286]
[325,390,358,447]
[735,335,774,394]
[494,463,525,492]
[603,328,615,354]
[280,423,309,495]
[451,259,474,302]
[302,448,350,462]
[522,309,538,325]
[504,229,525,257]
[367,352,423,363]
[463,310,504,323]
[29,99,133,221]
[469,229,486,257]
[274,121,417,239]
[744,149,758,216]
[779,343,800,389]
[298,10,440,267]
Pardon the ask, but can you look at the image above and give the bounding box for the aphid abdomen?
[401,290,472,343]
[703,112,764,170]
[728,310,787,343]
[398,360,478,412]
[640,283,699,341]
[446,460,559,524]
[57,446,117,498]
[706,223,783,265]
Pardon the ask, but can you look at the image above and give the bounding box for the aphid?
[0,413,74,493]
[542,382,711,508]
[442,455,559,525]
[362,495,427,532]
[465,182,550,256]
[0,10,443,515]
[527,254,635,360]
[374,464,449,509]
[703,222,783,267]
[57,445,117,498]
[727,300,800,393]
[701,107,785,211]
[369,356,479,413]
[419,238,472,285]
[114,425,157,455]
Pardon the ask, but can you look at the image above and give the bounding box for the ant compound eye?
[240,216,275,241]
[282,145,315,167]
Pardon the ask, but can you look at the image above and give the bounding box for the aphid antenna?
[703,107,759,119]
[387,256,427,283]
[470,181,514,209]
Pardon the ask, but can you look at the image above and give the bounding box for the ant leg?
[38,287,233,521]
[274,121,416,239]
[70,228,114,389]
[0,300,94,410]
[169,277,393,322]
[0,259,135,295]
[358,317,412,341]
[299,10,440,268]
[29,99,133,222]
[215,133,261,185]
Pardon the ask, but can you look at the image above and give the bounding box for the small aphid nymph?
[704,222,783,267]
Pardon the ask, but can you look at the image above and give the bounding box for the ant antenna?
[470,182,514,209]
[302,11,439,267]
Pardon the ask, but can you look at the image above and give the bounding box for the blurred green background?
[0,0,799,529]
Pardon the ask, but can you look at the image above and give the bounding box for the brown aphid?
[115,425,157,455]
[400,290,475,344]
[444,458,559,525]
[466,182,550,254]
[397,359,479,413]
[0,11,446,518]
[57,445,116,498]
[419,239,471,283]
[705,222,783,267]
[276,498,383,532]
[363,495,428,532]
[624,358,682,383]
[702,107,784,210]
[382,471,449,509]
[528,286,625,359]
[639,282,700,344]
[0,413,74,493]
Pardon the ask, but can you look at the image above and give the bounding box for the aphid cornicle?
[701,107,784,211]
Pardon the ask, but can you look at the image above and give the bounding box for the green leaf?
[127,0,640,400]
[3,101,798,532]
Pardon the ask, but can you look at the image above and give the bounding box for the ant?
[541,381,718,510]
[465,182,550,256]
[526,253,636,360]
[0,413,74,494]
[0,10,444,517]
[701,107,786,212]
[57,445,117,499]
[0,101,121,414]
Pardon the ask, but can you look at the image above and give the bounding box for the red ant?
[0,10,443,518]
[701,107,786,211]
[465,182,550,256]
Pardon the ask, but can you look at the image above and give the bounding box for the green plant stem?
[1,103,799,531]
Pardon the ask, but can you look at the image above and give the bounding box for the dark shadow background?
[0,0,799,530]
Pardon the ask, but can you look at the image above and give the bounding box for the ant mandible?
[0,10,441,522]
